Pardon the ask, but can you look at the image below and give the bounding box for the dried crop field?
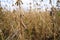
[0,7,60,40]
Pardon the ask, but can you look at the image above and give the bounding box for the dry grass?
[0,8,60,40]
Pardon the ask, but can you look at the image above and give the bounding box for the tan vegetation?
[0,0,60,40]
[0,6,60,40]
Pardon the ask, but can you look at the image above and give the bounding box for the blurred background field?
[0,0,60,40]
[0,7,60,40]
